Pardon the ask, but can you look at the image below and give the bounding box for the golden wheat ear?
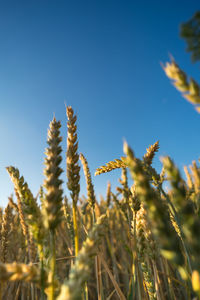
[43,116,64,231]
[143,141,159,165]
[162,57,200,111]
[6,166,45,260]
[42,116,64,300]
[95,157,127,175]
[1,203,12,263]
[80,153,96,210]
[66,106,80,204]
[66,105,80,257]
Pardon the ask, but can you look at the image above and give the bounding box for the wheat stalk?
[7,167,45,261]
[80,153,96,210]
[1,203,12,263]
[66,106,80,257]
[43,116,64,300]
[57,214,107,300]
[135,205,157,300]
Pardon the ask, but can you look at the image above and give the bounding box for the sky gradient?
[0,1,200,207]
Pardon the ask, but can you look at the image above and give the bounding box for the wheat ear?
[66,106,80,256]
[1,203,12,263]
[189,161,200,195]
[43,116,63,230]
[80,153,103,298]
[95,157,127,175]
[8,195,19,213]
[80,153,95,210]
[162,57,200,112]
[106,181,111,207]
[143,141,159,165]
[7,167,45,260]
[0,262,45,286]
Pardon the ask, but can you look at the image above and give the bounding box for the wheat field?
[0,100,200,300]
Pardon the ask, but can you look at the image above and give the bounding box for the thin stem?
[73,201,79,257]
[49,230,56,300]
[40,255,45,300]
[93,208,103,300]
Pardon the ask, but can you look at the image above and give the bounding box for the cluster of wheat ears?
[1,57,200,300]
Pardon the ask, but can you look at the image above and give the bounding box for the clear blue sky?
[0,1,200,207]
